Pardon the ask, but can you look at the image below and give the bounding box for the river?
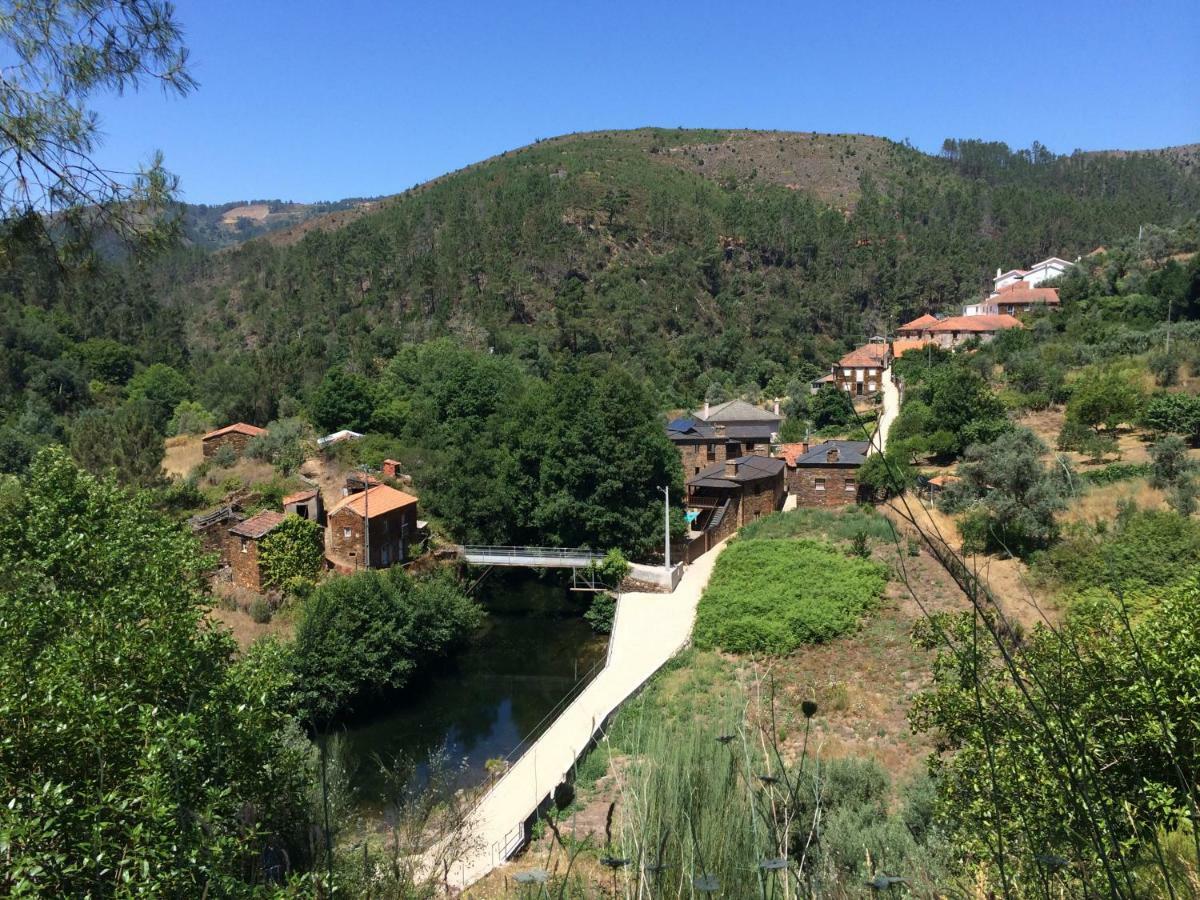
[337,570,608,816]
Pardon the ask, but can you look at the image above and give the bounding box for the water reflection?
[340,571,607,814]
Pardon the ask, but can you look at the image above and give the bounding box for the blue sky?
[91,0,1200,204]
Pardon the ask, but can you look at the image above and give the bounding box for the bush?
[167,399,214,436]
[583,592,616,634]
[291,568,483,721]
[245,417,314,475]
[212,444,237,468]
[693,539,886,654]
[248,596,272,623]
[258,515,324,588]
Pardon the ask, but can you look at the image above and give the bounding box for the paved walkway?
[869,368,899,455]
[438,542,727,890]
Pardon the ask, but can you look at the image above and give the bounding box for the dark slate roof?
[789,440,871,468]
[688,454,786,489]
[723,424,775,441]
[666,417,717,441]
[229,510,286,539]
[694,399,782,425]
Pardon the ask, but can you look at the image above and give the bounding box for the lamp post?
[659,485,670,576]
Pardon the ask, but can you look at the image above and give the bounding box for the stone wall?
[229,534,265,592]
[787,466,863,506]
[327,506,415,569]
[203,431,255,459]
[736,474,785,527]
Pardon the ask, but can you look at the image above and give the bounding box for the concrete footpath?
[440,541,727,890]
[869,368,899,455]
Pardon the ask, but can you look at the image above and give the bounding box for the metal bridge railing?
[460,545,605,562]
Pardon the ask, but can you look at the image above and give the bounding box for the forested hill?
[59,129,1200,409]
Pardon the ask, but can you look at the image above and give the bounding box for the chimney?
[703,400,710,419]
[996,267,1002,278]
[801,441,809,454]
[724,458,739,478]
[826,447,839,463]
[773,399,780,416]
[381,459,400,479]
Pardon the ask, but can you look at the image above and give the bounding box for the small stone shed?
[202,423,267,460]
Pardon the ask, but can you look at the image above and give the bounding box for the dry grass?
[162,435,204,478]
[207,602,295,652]
[883,498,1061,632]
[1061,477,1168,525]
[1017,406,1156,467]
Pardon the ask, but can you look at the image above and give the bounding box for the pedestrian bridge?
[459,545,605,568]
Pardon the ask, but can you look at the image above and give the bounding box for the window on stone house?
[845,478,856,492]
[706,443,716,461]
[694,467,700,475]
[342,527,352,539]
[815,477,826,492]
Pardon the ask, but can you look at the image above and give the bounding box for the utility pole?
[360,463,373,571]
[659,485,671,575]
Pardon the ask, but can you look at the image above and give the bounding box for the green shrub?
[693,539,886,654]
[1080,461,1151,484]
[248,596,272,624]
[291,568,483,721]
[212,444,237,469]
[583,591,616,634]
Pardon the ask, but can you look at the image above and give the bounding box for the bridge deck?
[460,545,605,568]
[435,541,728,889]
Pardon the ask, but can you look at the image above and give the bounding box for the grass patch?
[738,504,897,543]
[693,539,887,654]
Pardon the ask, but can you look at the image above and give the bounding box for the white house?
[992,257,1073,295]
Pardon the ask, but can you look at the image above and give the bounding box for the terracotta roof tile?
[898,313,940,331]
[282,489,318,505]
[329,484,418,519]
[892,338,934,358]
[927,314,1022,333]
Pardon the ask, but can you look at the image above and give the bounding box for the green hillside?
[141,128,1200,407]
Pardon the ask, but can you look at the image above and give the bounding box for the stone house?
[831,342,890,397]
[202,422,267,459]
[895,313,940,339]
[228,510,286,592]
[926,314,1021,348]
[283,488,324,525]
[326,484,419,571]
[685,454,785,543]
[778,440,870,507]
[667,400,782,479]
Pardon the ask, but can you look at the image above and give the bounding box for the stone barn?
[202,422,267,459]
[228,510,286,592]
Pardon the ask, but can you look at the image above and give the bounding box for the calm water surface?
[339,571,607,814]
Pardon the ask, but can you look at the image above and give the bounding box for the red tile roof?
[837,342,889,367]
[928,314,1022,333]
[203,422,267,441]
[898,313,940,331]
[282,489,318,505]
[228,509,285,539]
[994,285,1060,304]
[776,442,810,466]
[329,484,418,519]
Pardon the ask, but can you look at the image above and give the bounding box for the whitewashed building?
[992,256,1073,294]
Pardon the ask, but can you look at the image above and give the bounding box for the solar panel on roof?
[666,417,695,432]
